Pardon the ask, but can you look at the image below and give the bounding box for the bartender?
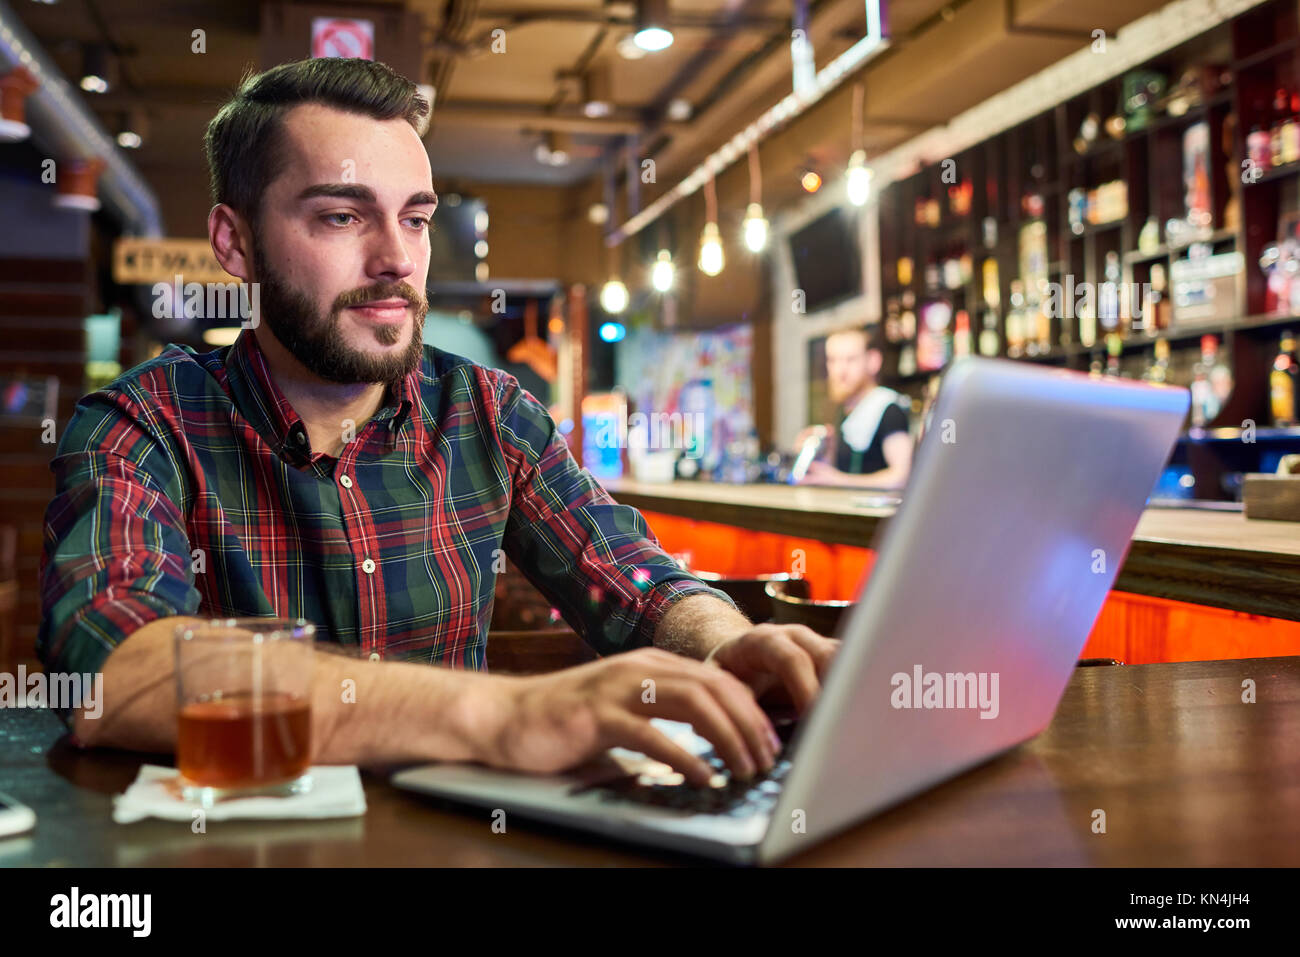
[794,325,913,489]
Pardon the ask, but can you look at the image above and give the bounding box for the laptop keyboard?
[578,718,798,817]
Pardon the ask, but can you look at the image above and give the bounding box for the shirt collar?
[225,329,416,464]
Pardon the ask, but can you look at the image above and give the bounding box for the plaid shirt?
[38,329,734,696]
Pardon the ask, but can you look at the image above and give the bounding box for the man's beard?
[828,379,861,404]
[250,242,428,387]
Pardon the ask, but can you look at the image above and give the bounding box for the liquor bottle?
[1006,280,1026,358]
[1100,251,1123,335]
[1190,335,1224,427]
[953,310,972,357]
[1144,338,1170,384]
[1208,335,1234,416]
[898,344,917,377]
[1035,302,1052,354]
[1248,125,1271,171]
[1284,91,1300,166]
[978,310,1000,357]
[982,257,1000,311]
[1104,333,1123,377]
[1271,331,1300,426]
[1189,350,1212,427]
[1271,87,1289,167]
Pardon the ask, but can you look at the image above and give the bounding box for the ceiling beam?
[471,8,793,32]
[434,101,646,134]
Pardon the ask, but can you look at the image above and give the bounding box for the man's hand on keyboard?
[477,648,782,788]
[702,623,842,715]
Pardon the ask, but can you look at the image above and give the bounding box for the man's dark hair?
[204,58,430,232]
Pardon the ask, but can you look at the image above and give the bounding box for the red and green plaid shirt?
[38,329,733,699]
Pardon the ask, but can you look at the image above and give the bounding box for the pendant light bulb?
[698,222,724,276]
[742,202,769,252]
[847,149,873,207]
[600,277,629,314]
[651,249,675,292]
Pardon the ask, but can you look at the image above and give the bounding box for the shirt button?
[361,558,376,574]
[369,652,380,662]
[340,475,353,488]
[295,432,307,445]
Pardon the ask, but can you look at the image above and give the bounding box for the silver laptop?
[392,357,1190,864]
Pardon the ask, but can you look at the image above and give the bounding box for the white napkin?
[112,765,367,823]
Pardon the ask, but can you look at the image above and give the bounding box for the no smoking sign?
[311,17,374,60]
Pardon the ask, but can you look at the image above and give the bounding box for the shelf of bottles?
[875,0,1300,497]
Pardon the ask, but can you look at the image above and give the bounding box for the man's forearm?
[653,593,754,660]
[71,615,511,767]
[847,467,907,489]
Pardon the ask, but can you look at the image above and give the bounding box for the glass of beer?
[174,618,315,804]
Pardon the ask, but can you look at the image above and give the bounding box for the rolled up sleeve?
[37,393,200,725]
[494,373,736,656]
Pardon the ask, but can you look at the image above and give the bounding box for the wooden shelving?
[873,0,1300,500]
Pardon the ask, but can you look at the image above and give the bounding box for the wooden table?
[2,656,1297,866]
[602,478,1300,623]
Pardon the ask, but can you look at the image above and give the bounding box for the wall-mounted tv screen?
[788,208,863,314]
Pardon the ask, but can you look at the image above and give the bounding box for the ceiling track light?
[80,43,111,94]
[581,65,613,119]
[633,0,674,53]
[534,131,571,166]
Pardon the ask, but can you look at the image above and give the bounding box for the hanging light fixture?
[600,277,629,313]
[600,240,628,314]
[845,83,873,206]
[742,143,768,252]
[651,249,675,292]
[698,174,724,276]
[633,0,674,52]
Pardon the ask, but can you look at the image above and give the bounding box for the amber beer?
[177,691,311,787]
[175,618,316,798]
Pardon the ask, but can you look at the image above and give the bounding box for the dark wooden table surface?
[602,477,1300,623]
[1,656,1297,866]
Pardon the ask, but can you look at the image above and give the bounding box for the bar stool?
[695,572,811,624]
[765,579,853,637]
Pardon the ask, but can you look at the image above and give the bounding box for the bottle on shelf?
[1271,87,1290,167]
[1208,335,1233,414]
[1248,124,1271,171]
[1006,280,1026,358]
[1271,330,1300,427]
[953,310,973,358]
[1284,91,1300,166]
[1104,333,1123,377]
[1189,334,1227,427]
[978,310,1000,357]
[1143,338,1171,384]
[1100,250,1123,336]
[982,257,1000,311]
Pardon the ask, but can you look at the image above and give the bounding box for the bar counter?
[601,477,1300,626]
